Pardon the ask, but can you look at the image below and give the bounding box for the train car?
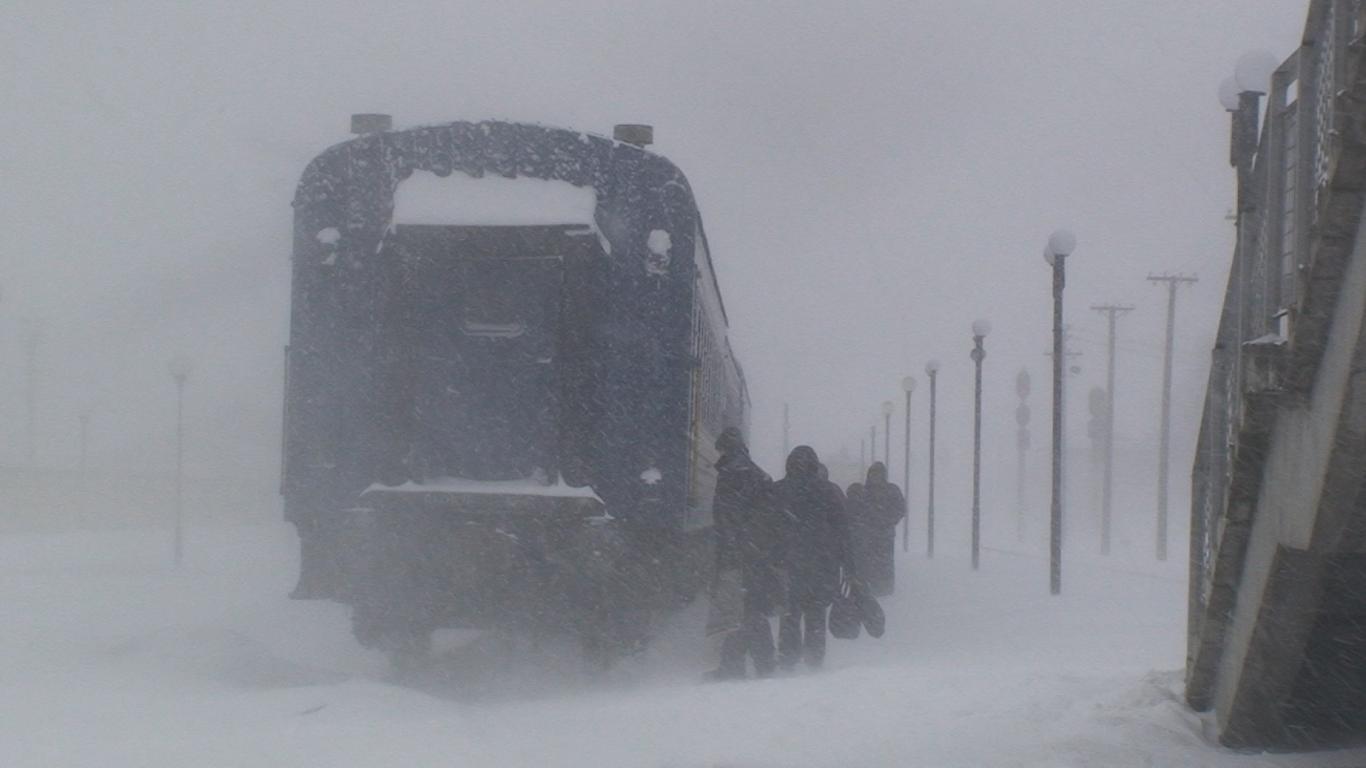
[282,117,748,661]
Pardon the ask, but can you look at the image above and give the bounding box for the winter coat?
[712,447,784,615]
[859,463,906,530]
[845,482,865,516]
[848,463,905,596]
[775,446,853,608]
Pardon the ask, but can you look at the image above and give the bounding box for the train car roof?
[292,119,733,329]
[294,119,687,207]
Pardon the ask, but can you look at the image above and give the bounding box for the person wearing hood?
[818,463,846,502]
[848,461,906,597]
[706,427,782,679]
[774,445,854,670]
[845,480,865,517]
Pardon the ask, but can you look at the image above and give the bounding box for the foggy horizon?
[1,2,1307,496]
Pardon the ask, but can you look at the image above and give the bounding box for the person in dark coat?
[849,462,906,597]
[845,481,865,516]
[816,463,836,491]
[707,427,782,679]
[774,445,854,670]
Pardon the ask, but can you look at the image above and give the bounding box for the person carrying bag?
[705,428,783,680]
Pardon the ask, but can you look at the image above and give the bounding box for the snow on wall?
[645,229,671,275]
[391,170,598,227]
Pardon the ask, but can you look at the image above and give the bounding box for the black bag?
[829,580,862,640]
[855,581,885,638]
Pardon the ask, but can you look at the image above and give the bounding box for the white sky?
[0,2,1310,535]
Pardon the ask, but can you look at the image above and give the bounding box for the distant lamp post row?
[834,229,1074,594]
[896,361,941,559]
[168,353,194,568]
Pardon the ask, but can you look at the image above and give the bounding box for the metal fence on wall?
[1189,0,1364,672]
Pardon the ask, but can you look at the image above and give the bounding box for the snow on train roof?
[364,475,602,502]
[391,169,598,226]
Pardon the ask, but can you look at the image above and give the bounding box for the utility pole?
[925,361,940,558]
[782,402,790,460]
[78,410,91,473]
[1148,274,1197,562]
[1015,369,1031,542]
[1087,386,1108,540]
[901,377,916,553]
[1091,303,1134,555]
[168,355,194,568]
[24,325,42,465]
[1044,231,1077,595]
[882,402,892,472]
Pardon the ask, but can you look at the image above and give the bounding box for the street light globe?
[881,400,895,417]
[972,319,992,338]
[1235,50,1279,95]
[901,375,917,393]
[168,354,194,381]
[1045,229,1077,262]
[924,359,940,375]
[1218,76,1241,111]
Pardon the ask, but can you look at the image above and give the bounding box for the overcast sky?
[0,1,1309,544]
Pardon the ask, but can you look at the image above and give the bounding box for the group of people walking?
[707,427,906,680]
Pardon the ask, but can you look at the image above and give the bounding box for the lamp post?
[1045,229,1076,595]
[970,319,990,571]
[782,402,790,459]
[881,400,893,471]
[900,376,916,552]
[1224,52,1276,402]
[168,354,193,568]
[78,409,91,473]
[1088,386,1109,546]
[1015,369,1031,542]
[1226,52,1278,215]
[24,324,42,465]
[924,360,939,558]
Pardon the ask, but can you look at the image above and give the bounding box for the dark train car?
[282,117,748,659]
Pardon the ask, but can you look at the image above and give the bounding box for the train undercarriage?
[324,487,711,669]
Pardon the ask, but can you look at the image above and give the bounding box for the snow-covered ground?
[4,521,1362,767]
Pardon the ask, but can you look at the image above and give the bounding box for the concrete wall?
[1211,153,1366,748]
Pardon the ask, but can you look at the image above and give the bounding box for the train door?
[390,225,573,483]
[382,222,601,483]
